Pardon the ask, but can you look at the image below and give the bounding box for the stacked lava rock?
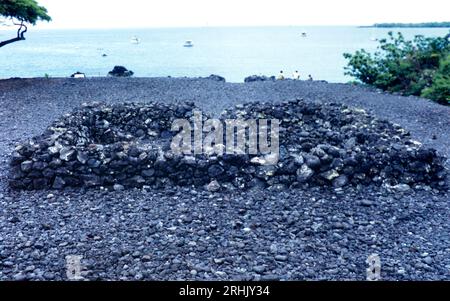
[220,100,447,190]
[9,100,447,191]
[9,101,197,190]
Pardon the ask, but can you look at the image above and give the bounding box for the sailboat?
[130,36,140,44]
[369,28,378,42]
[183,40,194,47]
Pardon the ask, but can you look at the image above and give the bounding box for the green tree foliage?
[0,0,51,48]
[372,22,450,28]
[344,32,450,105]
[421,54,450,103]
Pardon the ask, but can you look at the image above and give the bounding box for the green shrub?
[421,55,450,104]
[344,32,450,105]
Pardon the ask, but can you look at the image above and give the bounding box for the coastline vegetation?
[365,22,450,28]
[344,32,450,105]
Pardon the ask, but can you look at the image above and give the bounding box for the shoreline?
[0,75,336,84]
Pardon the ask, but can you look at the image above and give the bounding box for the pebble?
[215,271,226,277]
[360,200,374,207]
[423,257,433,265]
[206,180,221,192]
[253,265,266,273]
[43,272,55,280]
[275,255,288,261]
[13,273,27,281]
[114,184,125,191]
[393,184,411,193]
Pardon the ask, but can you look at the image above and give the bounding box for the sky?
[7,0,450,29]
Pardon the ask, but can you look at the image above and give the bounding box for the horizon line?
[0,24,402,31]
[2,22,450,31]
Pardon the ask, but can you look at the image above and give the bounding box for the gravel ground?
[0,77,449,280]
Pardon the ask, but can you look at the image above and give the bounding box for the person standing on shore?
[293,70,300,80]
[277,70,285,80]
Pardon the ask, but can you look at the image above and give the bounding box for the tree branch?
[20,24,28,39]
[0,20,27,48]
[0,36,25,48]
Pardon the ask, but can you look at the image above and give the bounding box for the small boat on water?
[369,28,378,42]
[301,31,307,37]
[183,40,194,47]
[131,36,140,44]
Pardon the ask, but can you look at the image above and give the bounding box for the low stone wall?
[9,100,447,191]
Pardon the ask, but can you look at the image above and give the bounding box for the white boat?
[301,31,307,37]
[183,40,194,47]
[131,36,140,44]
[370,28,378,42]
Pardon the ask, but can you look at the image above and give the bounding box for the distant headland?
[361,22,450,28]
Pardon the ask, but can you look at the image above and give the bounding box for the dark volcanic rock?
[296,164,314,182]
[108,66,134,77]
[8,100,448,191]
[244,75,276,83]
[332,175,349,188]
[208,164,225,178]
[1,78,449,282]
[205,74,226,82]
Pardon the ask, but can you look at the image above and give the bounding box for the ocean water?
[0,26,448,82]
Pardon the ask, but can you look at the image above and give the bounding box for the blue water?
[0,26,448,82]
